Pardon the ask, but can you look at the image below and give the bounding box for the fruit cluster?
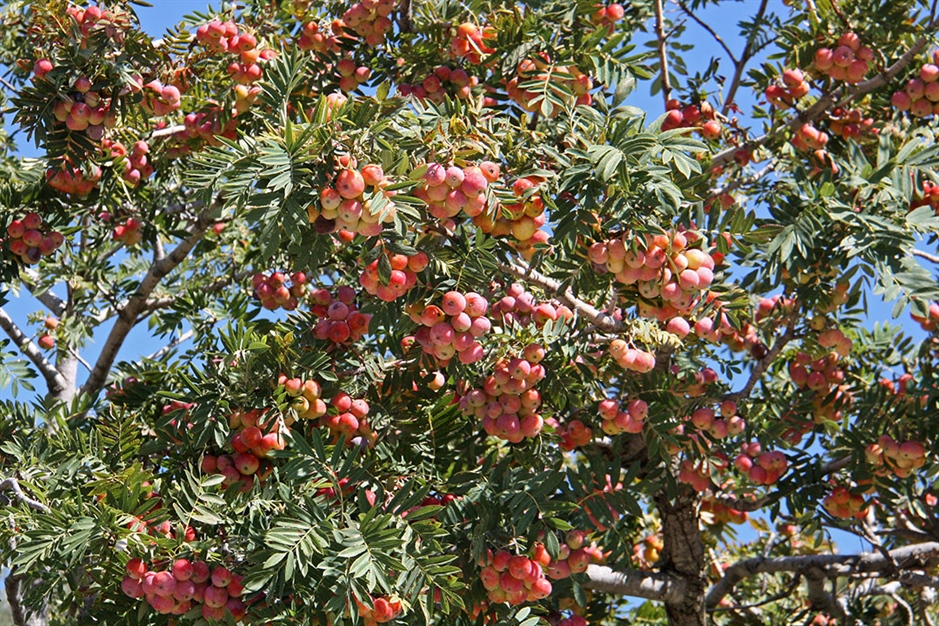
[4,212,64,264]
[789,349,849,419]
[911,301,939,331]
[607,339,656,373]
[864,434,927,479]
[335,58,371,92]
[297,21,342,56]
[163,108,238,159]
[65,4,131,44]
[46,161,103,196]
[790,123,829,154]
[359,250,428,301]
[37,317,57,351]
[892,54,939,117]
[234,84,262,114]
[112,217,143,245]
[51,85,117,140]
[398,66,478,101]
[408,291,490,365]
[733,444,788,486]
[201,451,272,492]
[321,392,377,448]
[489,282,572,328]
[587,230,716,321]
[661,99,722,139]
[476,177,550,257]
[479,550,553,606]
[412,162,498,223]
[340,0,395,46]
[823,484,869,520]
[195,19,267,85]
[252,271,308,311]
[122,558,247,621]
[555,418,593,450]
[459,345,546,443]
[229,408,289,457]
[310,286,373,344]
[543,530,596,579]
[505,57,593,116]
[700,497,748,525]
[687,401,746,441]
[765,69,810,108]
[631,535,663,567]
[827,107,876,140]
[677,454,726,492]
[139,79,182,117]
[355,595,403,626]
[450,23,495,65]
[105,139,154,187]
[313,165,397,236]
[589,3,626,29]
[597,398,646,436]
[278,375,328,421]
[814,32,873,84]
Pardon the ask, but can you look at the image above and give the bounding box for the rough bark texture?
[6,573,48,626]
[657,491,706,626]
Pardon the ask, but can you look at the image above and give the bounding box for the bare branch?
[584,564,688,603]
[653,0,673,107]
[0,477,50,513]
[499,261,624,332]
[706,542,939,608]
[912,248,939,264]
[806,570,846,618]
[151,124,186,139]
[0,308,69,394]
[724,318,798,402]
[80,203,219,398]
[722,0,769,116]
[147,329,194,361]
[21,269,66,317]
[712,25,935,168]
[674,0,737,64]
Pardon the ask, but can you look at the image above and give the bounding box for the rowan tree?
[1,0,938,625]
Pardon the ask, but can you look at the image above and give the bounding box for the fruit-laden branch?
[705,541,939,608]
[724,318,798,402]
[80,203,219,398]
[584,564,688,603]
[0,477,50,513]
[0,308,68,395]
[499,261,624,332]
[711,23,937,168]
[21,269,66,318]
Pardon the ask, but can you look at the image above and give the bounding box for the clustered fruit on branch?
[407,291,491,365]
[813,32,874,84]
[398,65,479,102]
[359,250,428,301]
[309,285,373,344]
[4,213,64,265]
[312,163,397,236]
[661,99,722,140]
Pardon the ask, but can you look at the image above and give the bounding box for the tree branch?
[499,261,624,332]
[724,318,798,402]
[674,0,737,64]
[653,0,673,107]
[712,25,935,168]
[79,203,219,398]
[584,564,688,603]
[0,477,50,513]
[147,329,194,361]
[912,248,939,264]
[20,269,66,318]
[0,308,68,394]
[722,0,768,116]
[706,542,939,608]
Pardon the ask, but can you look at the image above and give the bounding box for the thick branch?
[0,308,68,394]
[912,248,939,264]
[653,0,673,106]
[21,269,66,317]
[712,26,934,168]
[584,564,688,603]
[721,0,768,116]
[500,261,624,332]
[0,477,50,513]
[706,542,939,608]
[80,204,218,397]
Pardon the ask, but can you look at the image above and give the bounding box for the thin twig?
[912,248,939,264]
[674,0,737,63]
[722,0,769,116]
[724,317,798,402]
[653,0,673,107]
[147,329,195,361]
[0,477,50,513]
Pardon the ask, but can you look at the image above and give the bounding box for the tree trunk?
[657,490,706,626]
[5,574,48,626]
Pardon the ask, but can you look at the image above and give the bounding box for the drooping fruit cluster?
[827,107,876,140]
[686,401,746,441]
[661,99,722,139]
[4,213,64,264]
[321,392,377,448]
[339,0,395,46]
[335,58,371,92]
[313,165,396,236]
[359,250,428,301]
[355,595,403,626]
[607,339,655,373]
[765,69,810,108]
[554,418,593,451]
[229,408,289,458]
[297,21,342,55]
[790,123,829,155]
[596,398,646,436]
[459,344,546,443]
[488,283,574,328]
[543,530,599,579]
[65,4,132,45]
[121,558,247,622]
[450,23,495,65]
[479,549,553,606]
[911,301,939,331]
[590,3,626,30]
[677,454,727,492]
[506,56,593,116]
[162,107,238,158]
[813,32,873,84]
[310,286,372,343]
[408,291,490,365]
[278,374,328,421]
[587,229,716,321]
[104,139,154,187]
[733,443,788,486]
[252,271,307,311]
[398,66,478,101]
[194,19,267,85]
[892,52,939,117]
[788,348,853,422]
[700,496,748,525]
[201,450,272,492]
[476,176,550,258]
[233,84,262,114]
[46,162,103,196]
[864,435,927,479]
[412,162,499,223]
[631,535,663,567]
[49,82,117,140]
[139,79,182,117]
[823,484,869,520]
[112,217,143,245]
